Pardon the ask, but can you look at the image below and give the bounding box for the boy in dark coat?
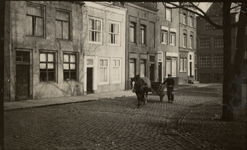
[162,74,175,103]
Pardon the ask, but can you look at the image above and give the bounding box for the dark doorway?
[158,62,162,83]
[87,68,93,94]
[150,64,155,81]
[16,51,30,100]
[190,62,192,76]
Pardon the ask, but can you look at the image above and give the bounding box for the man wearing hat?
[162,74,175,103]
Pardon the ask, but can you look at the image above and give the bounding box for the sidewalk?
[4,83,218,111]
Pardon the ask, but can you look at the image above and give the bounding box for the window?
[200,39,210,49]
[140,59,146,77]
[129,59,136,78]
[183,13,187,24]
[56,10,70,40]
[206,22,214,30]
[214,55,223,68]
[99,59,108,83]
[190,35,193,49]
[170,32,176,46]
[140,25,146,45]
[89,18,102,42]
[166,57,177,77]
[161,30,168,44]
[63,54,77,81]
[112,59,121,82]
[180,54,187,72]
[109,22,120,45]
[40,52,55,82]
[195,55,197,64]
[183,33,187,48]
[166,8,172,21]
[214,38,223,49]
[189,16,194,27]
[129,22,136,43]
[200,55,211,68]
[26,3,44,37]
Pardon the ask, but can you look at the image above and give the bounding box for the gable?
[206,2,223,16]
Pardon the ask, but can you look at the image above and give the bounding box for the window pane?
[116,60,120,66]
[56,21,62,38]
[64,64,69,70]
[64,54,69,62]
[40,63,46,69]
[100,60,103,66]
[104,60,108,66]
[40,71,47,81]
[96,20,101,31]
[48,71,55,81]
[64,71,69,80]
[70,64,75,70]
[70,55,75,62]
[47,63,54,69]
[63,22,69,39]
[26,16,33,35]
[70,71,76,80]
[35,17,43,36]
[40,53,46,62]
[48,54,54,61]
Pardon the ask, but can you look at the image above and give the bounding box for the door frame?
[15,50,32,100]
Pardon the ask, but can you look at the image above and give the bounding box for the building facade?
[157,3,180,84]
[125,2,159,89]
[197,3,237,83]
[178,7,197,84]
[82,2,126,93]
[4,1,84,101]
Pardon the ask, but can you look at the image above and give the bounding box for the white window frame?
[112,58,121,83]
[183,33,187,48]
[170,32,176,46]
[183,13,187,25]
[99,58,109,84]
[190,35,193,49]
[88,17,102,44]
[161,30,168,44]
[108,21,120,46]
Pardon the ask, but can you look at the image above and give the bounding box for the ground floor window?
[140,59,146,77]
[129,59,136,78]
[200,55,211,68]
[99,58,109,83]
[166,57,177,77]
[40,52,56,82]
[112,58,121,82]
[63,53,77,81]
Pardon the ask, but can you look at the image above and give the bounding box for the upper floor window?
[40,52,56,82]
[56,10,70,40]
[170,32,176,46]
[89,18,102,43]
[200,39,210,49]
[190,35,193,49]
[109,22,120,45]
[140,25,146,45]
[165,8,172,21]
[26,3,44,37]
[214,38,223,49]
[63,53,77,81]
[189,16,194,27]
[161,30,168,44]
[183,33,187,48]
[129,22,136,43]
[183,13,187,25]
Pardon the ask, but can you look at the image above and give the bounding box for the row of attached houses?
[4,1,197,102]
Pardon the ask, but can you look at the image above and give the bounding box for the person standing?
[162,74,175,103]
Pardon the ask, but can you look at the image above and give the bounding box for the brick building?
[4,1,84,101]
[125,2,159,89]
[197,3,237,83]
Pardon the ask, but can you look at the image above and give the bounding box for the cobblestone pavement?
[4,85,246,150]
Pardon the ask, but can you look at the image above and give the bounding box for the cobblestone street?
[4,85,246,150]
